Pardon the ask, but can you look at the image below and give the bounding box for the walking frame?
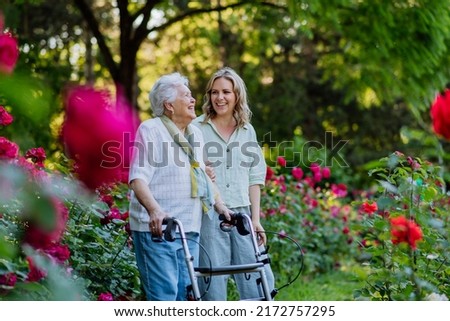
[161,213,275,301]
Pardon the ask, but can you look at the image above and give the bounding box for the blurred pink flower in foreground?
[0,11,4,32]
[0,31,19,74]
[61,85,138,190]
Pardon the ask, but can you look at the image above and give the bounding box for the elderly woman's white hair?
[149,72,189,117]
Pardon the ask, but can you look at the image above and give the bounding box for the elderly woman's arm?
[130,178,167,236]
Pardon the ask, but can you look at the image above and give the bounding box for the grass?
[273,268,363,301]
[226,266,363,301]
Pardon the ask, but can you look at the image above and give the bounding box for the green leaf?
[377,180,398,194]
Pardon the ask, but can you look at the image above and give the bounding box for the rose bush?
[0,12,140,300]
[351,152,449,300]
[260,155,361,288]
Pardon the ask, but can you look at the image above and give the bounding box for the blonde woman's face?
[210,77,236,117]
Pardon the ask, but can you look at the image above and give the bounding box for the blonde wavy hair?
[201,67,252,127]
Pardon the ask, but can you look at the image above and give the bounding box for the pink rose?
[61,85,138,190]
[0,32,19,74]
[0,105,13,126]
[277,156,287,167]
[331,183,348,198]
[98,292,114,301]
[25,147,46,167]
[0,136,19,159]
[310,162,321,174]
[322,166,331,179]
[292,167,303,180]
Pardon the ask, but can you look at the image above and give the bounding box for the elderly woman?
[128,72,230,301]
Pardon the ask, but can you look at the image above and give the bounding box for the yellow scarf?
[160,115,214,218]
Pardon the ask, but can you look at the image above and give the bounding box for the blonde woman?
[193,67,274,300]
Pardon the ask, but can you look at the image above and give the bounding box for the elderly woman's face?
[169,84,197,121]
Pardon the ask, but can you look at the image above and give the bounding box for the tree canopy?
[2,0,450,172]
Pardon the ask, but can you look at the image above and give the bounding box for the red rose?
[265,166,274,180]
[26,257,47,282]
[45,244,71,263]
[430,89,450,140]
[361,201,378,215]
[390,216,423,250]
[23,197,69,249]
[0,272,17,287]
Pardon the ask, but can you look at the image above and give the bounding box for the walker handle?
[151,217,177,242]
[218,212,250,236]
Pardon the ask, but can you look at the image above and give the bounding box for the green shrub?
[261,157,360,288]
[351,152,449,300]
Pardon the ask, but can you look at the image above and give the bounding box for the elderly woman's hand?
[149,208,168,237]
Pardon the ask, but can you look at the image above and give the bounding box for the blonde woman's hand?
[253,221,267,246]
[205,160,216,182]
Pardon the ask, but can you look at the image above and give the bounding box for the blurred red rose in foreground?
[61,85,138,190]
[430,89,450,140]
